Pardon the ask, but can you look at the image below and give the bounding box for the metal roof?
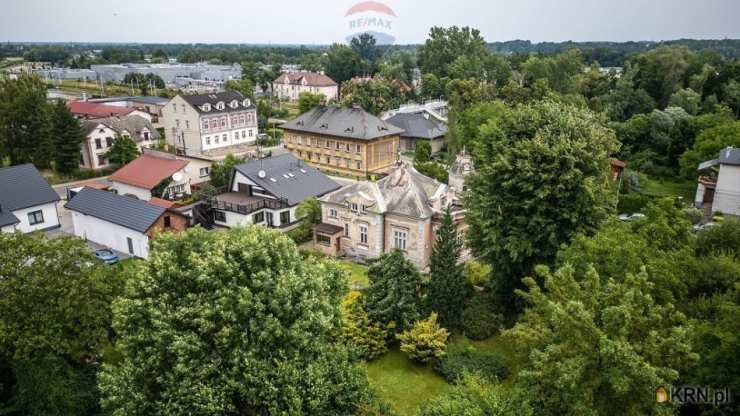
[65,187,165,233]
[385,112,447,139]
[0,164,59,226]
[180,91,255,114]
[232,154,340,206]
[280,106,404,141]
[719,147,740,166]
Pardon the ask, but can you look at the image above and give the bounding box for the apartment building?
[273,71,338,101]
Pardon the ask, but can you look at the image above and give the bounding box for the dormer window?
[216,102,225,110]
[230,100,238,109]
[242,99,251,107]
[202,103,211,112]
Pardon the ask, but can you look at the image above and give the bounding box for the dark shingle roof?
[385,112,447,139]
[280,106,404,141]
[65,187,165,233]
[180,91,255,114]
[0,164,59,226]
[233,154,340,206]
[719,147,740,166]
[82,115,160,141]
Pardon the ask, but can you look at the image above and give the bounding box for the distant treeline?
[2,38,739,68]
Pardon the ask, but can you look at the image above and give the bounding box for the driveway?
[52,176,112,199]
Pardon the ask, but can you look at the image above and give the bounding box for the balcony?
[203,187,289,215]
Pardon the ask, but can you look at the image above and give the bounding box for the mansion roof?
[273,71,337,87]
[281,105,404,141]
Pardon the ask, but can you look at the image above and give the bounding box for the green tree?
[350,33,380,75]
[340,78,407,116]
[337,291,388,361]
[50,99,83,174]
[0,233,120,416]
[298,91,325,113]
[299,53,324,72]
[99,226,372,415]
[419,375,532,416]
[209,153,245,188]
[0,74,53,167]
[413,141,431,163]
[466,100,619,315]
[104,136,140,165]
[724,79,740,118]
[396,313,449,364]
[506,265,696,416]
[668,88,701,115]
[427,207,466,330]
[417,26,488,79]
[680,120,740,178]
[325,44,363,84]
[365,250,424,334]
[224,78,255,99]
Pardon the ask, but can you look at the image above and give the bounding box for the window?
[356,144,362,153]
[350,202,358,212]
[222,134,227,142]
[215,136,219,144]
[241,130,246,138]
[346,143,351,152]
[359,224,368,244]
[393,229,408,251]
[253,211,264,223]
[317,234,331,247]
[176,119,180,127]
[335,141,340,150]
[127,237,134,255]
[203,120,209,129]
[214,210,227,222]
[346,158,351,168]
[248,129,253,137]
[280,210,290,225]
[356,161,361,170]
[163,215,171,228]
[185,120,190,129]
[329,208,337,218]
[326,140,332,149]
[143,132,150,141]
[206,136,211,145]
[199,167,210,177]
[95,138,102,149]
[234,131,239,140]
[97,155,107,166]
[106,137,113,147]
[27,210,44,225]
[360,204,368,214]
[181,104,186,113]
[221,118,226,127]
[344,223,349,237]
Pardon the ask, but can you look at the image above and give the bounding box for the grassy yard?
[367,333,522,415]
[634,171,695,202]
[337,261,369,288]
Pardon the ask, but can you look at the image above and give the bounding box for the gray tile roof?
[0,164,59,226]
[65,187,165,233]
[280,106,404,141]
[385,112,447,139]
[719,147,740,166]
[180,91,255,114]
[82,115,160,141]
[233,154,341,206]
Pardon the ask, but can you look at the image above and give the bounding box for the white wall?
[213,206,296,229]
[714,165,740,216]
[110,182,152,200]
[1,224,17,233]
[11,202,60,233]
[70,211,150,258]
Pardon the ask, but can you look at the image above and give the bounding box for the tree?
[209,153,245,188]
[340,78,407,116]
[299,53,324,72]
[413,141,431,164]
[298,91,325,113]
[50,99,83,174]
[417,26,488,79]
[396,313,449,364]
[224,78,254,99]
[104,136,140,165]
[668,88,701,115]
[337,291,388,361]
[99,227,372,415]
[506,265,696,416]
[466,100,619,315]
[427,207,466,330]
[680,120,740,178]
[0,74,53,167]
[0,233,120,415]
[419,375,532,416]
[325,44,363,84]
[350,33,380,75]
[365,250,424,333]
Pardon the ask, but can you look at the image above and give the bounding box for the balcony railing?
[208,198,289,215]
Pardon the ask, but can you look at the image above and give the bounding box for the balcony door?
[266,212,274,227]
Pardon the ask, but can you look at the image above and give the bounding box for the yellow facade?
[283,130,399,177]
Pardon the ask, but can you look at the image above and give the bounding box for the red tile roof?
[274,72,338,87]
[610,159,627,168]
[110,154,188,190]
[67,101,137,118]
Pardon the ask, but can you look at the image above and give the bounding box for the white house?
[162,91,258,157]
[272,71,339,101]
[0,164,60,233]
[204,154,340,230]
[65,187,187,258]
[81,115,161,170]
[695,147,740,217]
[109,153,191,201]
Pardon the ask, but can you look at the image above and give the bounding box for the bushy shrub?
[396,313,449,363]
[617,192,651,214]
[463,260,491,287]
[684,207,703,225]
[434,345,509,383]
[461,294,503,341]
[337,291,388,361]
[695,219,740,258]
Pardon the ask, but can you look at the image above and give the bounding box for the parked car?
[94,249,119,265]
[693,222,717,231]
[618,213,646,222]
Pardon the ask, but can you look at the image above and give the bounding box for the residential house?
[281,106,403,177]
[87,96,169,129]
[80,115,161,170]
[162,91,258,157]
[314,162,466,269]
[695,147,740,217]
[67,100,152,121]
[109,153,191,200]
[140,148,213,187]
[66,187,187,259]
[0,164,60,233]
[273,71,338,101]
[384,110,447,153]
[204,154,340,230]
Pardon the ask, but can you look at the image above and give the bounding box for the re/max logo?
[348,18,392,30]
[656,386,732,405]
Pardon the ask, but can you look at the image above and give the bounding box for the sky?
[2,0,739,44]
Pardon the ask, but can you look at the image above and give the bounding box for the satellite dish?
[258,170,266,178]
[172,172,184,182]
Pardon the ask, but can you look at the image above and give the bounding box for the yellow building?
[281,106,403,178]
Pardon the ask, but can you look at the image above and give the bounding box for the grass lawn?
[634,171,695,202]
[337,261,369,288]
[365,349,452,415]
